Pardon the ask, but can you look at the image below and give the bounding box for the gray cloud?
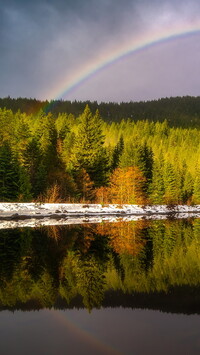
[0,0,200,101]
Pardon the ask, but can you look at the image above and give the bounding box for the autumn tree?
[109,167,146,204]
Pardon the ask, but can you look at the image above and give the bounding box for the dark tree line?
[1,95,200,127]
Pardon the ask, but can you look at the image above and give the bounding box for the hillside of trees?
[1,95,200,127]
[0,102,200,204]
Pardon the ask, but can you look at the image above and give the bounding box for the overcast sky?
[1,0,200,102]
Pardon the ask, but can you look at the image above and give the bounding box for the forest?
[0,99,200,205]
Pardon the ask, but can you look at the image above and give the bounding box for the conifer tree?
[110,135,124,171]
[149,154,165,204]
[164,162,181,204]
[75,168,95,202]
[55,113,69,140]
[22,138,46,197]
[193,168,200,204]
[137,143,154,188]
[71,105,108,187]
[18,166,32,201]
[13,114,31,164]
[0,143,19,201]
[182,170,193,204]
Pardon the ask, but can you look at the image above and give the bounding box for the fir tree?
[71,105,108,187]
[149,157,165,204]
[75,168,95,202]
[0,143,19,201]
[137,143,154,187]
[164,162,181,204]
[18,166,32,201]
[110,135,124,171]
[182,170,193,204]
[193,168,200,204]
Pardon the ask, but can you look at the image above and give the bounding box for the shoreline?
[0,203,200,228]
[0,202,200,214]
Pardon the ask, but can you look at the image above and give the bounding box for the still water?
[1,218,200,354]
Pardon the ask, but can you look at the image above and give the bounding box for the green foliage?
[70,105,109,187]
[149,154,165,204]
[0,142,19,201]
[164,162,181,204]
[0,103,199,203]
[2,96,200,127]
[18,166,32,201]
[193,168,200,204]
[110,135,124,171]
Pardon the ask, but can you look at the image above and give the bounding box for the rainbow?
[49,309,122,355]
[44,21,200,102]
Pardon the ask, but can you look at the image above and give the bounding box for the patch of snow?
[0,202,199,229]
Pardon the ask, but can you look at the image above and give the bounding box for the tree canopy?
[0,102,199,204]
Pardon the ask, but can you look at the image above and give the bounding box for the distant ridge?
[1,95,200,127]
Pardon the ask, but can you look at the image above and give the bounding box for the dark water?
[1,218,200,354]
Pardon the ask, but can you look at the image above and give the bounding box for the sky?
[1,0,200,103]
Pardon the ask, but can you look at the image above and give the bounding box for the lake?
[0,218,200,354]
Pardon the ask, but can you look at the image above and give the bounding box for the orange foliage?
[95,167,146,205]
[78,224,95,253]
[75,168,95,202]
[109,167,146,204]
[43,183,63,203]
[96,220,148,256]
[95,186,110,205]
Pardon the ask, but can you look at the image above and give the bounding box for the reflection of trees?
[0,225,109,311]
[96,220,148,256]
[0,229,31,283]
[60,253,105,312]
[1,219,200,310]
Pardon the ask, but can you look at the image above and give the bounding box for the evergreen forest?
[0,96,200,205]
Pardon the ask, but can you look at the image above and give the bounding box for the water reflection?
[0,218,200,313]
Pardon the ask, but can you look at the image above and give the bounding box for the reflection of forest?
[0,219,200,312]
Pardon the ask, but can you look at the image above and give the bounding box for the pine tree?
[182,170,193,204]
[110,135,124,171]
[71,105,108,187]
[137,143,154,189]
[55,113,69,140]
[13,114,31,164]
[164,162,181,204]
[193,168,200,204]
[149,154,165,204]
[0,143,19,201]
[18,166,32,201]
[75,168,95,202]
[22,138,47,197]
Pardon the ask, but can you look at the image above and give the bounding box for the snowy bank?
[0,203,200,229]
[0,202,200,218]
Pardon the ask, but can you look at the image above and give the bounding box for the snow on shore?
[0,203,200,229]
